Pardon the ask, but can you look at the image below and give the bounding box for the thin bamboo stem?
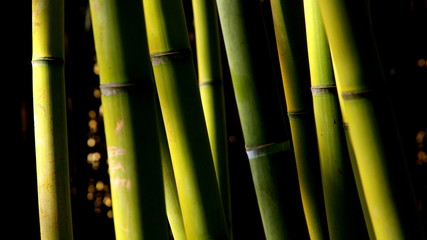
[317,0,426,239]
[269,0,329,238]
[156,95,187,240]
[32,0,73,238]
[303,1,369,238]
[89,0,169,239]
[342,124,375,238]
[143,0,229,239]
[192,0,232,236]
[215,0,309,238]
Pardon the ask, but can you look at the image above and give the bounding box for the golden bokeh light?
[93,62,100,75]
[88,110,97,119]
[103,195,112,207]
[96,181,104,191]
[417,58,426,68]
[416,130,425,144]
[93,88,101,99]
[87,192,94,201]
[88,119,98,133]
[88,184,95,193]
[107,210,113,219]
[87,137,96,147]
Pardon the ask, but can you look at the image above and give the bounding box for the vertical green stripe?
[32,0,73,238]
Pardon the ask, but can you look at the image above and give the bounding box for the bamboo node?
[100,83,137,96]
[341,89,375,100]
[287,110,311,117]
[150,48,192,66]
[99,82,154,96]
[199,79,223,88]
[245,141,291,159]
[311,84,337,95]
[31,57,64,65]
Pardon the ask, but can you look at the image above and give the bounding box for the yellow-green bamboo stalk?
[342,124,375,238]
[303,0,369,238]
[143,0,229,239]
[32,0,73,239]
[155,96,187,240]
[89,0,169,239]
[192,0,232,236]
[317,0,426,239]
[215,0,309,238]
[269,0,329,238]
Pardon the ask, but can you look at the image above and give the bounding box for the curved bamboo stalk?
[143,0,229,239]
[155,96,187,240]
[215,0,309,238]
[89,0,169,239]
[269,0,329,238]
[32,0,73,238]
[303,0,369,238]
[192,0,232,235]
[317,0,425,239]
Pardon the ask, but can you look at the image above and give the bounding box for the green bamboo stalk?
[142,0,229,239]
[317,0,425,239]
[155,96,187,240]
[268,0,329,238]
[342,124,375,239]
[303,0,369,238]
[89,0,169,239]
[215,0,309,239]
[32,0,73,239]
[192,0,232,236]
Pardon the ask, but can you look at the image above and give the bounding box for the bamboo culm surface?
[317,0,426,239]
[303,0,369,238]
[143,0,230,239]
[215,0,309,238]
[269,0,329,238]
[89,0,169,239]
[192,0,233,236]
[32,0,74,239]
[155,94,187,240]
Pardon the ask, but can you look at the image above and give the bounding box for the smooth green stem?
[32,0,73,238]
[269,0,329,238]
[143,0,229,239]
[303,0,369,239]
[192,0,232,235]
[317,0,425,239]
[343,124,375,239]
[156,96,187,240]
[215,0,309,238]
[89,0,169,239]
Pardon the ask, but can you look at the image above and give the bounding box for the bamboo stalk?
[215,0,309,238]
[317,0,426,239]
[89,0,169,239]
[32,0,73,238]
[268,0,329,238]
[303,0,369,238]
[143,0,229,239]
[342,124,375,238]
[155,96,187,240]
[192,0,232,235]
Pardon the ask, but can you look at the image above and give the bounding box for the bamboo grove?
[31,0,426,239]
